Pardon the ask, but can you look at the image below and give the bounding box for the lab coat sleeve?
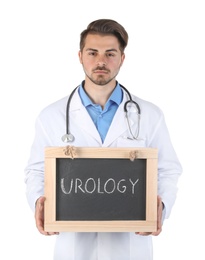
[148,111,182,219]
[24,116,52,213]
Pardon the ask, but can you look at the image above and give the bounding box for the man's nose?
[97,56,107,67]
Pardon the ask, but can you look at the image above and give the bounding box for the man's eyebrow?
[85,48,98,52]
[106,49,118,52]
[85,48,118,52]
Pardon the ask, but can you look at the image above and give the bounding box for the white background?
[0,0,205,259]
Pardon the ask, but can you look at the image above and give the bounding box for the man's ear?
[78,50,83,64]
[120,53,125,67]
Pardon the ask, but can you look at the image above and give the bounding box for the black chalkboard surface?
[44,146,158,232]
[56,158,146,221]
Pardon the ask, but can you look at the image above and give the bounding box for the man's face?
[78,34,125,86]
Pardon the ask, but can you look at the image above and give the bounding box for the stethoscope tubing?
[62,82,141,142]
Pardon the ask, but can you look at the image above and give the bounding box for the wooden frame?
[44,146,158,232]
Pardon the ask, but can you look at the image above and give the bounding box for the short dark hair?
[80,19,128,53]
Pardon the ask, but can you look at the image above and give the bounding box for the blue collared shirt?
[78,83,123,142]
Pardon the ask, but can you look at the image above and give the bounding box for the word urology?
[61,177,139,195]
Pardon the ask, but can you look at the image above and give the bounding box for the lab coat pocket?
[117,136,146,148]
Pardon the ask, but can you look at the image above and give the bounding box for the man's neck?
[83,79,117,108]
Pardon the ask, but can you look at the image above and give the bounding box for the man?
[25,19,182,259]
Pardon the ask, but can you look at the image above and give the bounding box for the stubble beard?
[87,75,114,86]
[85,69,120,86]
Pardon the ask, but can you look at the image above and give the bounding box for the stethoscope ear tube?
[62,86,78,143]
[124,100,141,114]
[121,83,140,115]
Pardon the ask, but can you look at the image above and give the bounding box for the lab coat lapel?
[70,91,102,144]
[76,108,102,143]
[103,99,135,147]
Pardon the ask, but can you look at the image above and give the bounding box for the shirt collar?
[78,82,123,107]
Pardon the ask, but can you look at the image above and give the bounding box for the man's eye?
[107,53,115,57]
[89,52,96,56]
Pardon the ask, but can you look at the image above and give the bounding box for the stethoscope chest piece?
[61,133,75,143]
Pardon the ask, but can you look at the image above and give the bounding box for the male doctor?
[25,19,182,260]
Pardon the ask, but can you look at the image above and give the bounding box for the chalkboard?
[44,146,158,232]
[56,158,146,221]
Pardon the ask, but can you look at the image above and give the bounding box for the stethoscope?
[61,82,141,143]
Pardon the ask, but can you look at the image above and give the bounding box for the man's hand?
[135,195,163,236]
[35,196,59,236]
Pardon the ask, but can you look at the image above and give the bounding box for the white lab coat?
[25,87,182,260]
